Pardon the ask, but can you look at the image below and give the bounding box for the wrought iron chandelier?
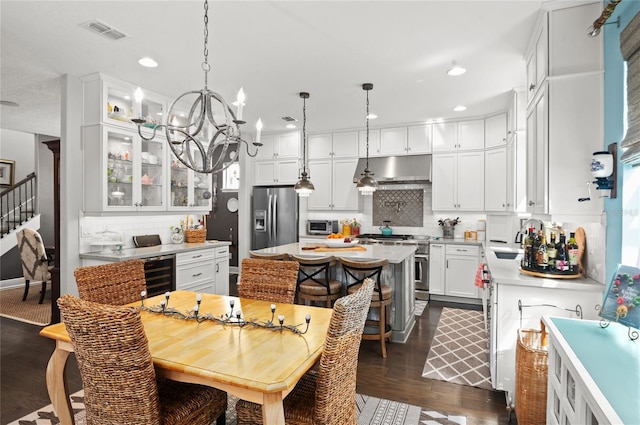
[357,83,378,195]
[134,0,261,174]
[294,92,315,197]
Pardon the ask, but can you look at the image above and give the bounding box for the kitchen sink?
[494,252,520,260]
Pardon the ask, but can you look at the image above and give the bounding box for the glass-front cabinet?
[83,125,167,212]
[168,148,213,211]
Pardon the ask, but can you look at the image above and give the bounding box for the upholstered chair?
[16,228,52,304]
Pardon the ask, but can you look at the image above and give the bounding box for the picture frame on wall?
[0,159,15,187]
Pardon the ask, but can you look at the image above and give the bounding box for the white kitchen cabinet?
[82,125,167,212]
[525,17,547,105]
[444,245,480,298]
[526,84,548,214]
[429,243,480,300]
[507,89,526,138]
[81,72,167,133]
[254,160,300,185]
[432,151,484,211]
[432,122,458,152]
[214,245,229,295]
[176,248,216,293]
[379,127,408,156]
[307,158,358,211]
[254,132,300,160]
[428,243,445,295]
[407,124,432,154]
[308,131,358,159]
[457,120,485,150]
[484,147,508,211]
[167,148,212,211]
[484,113,507,148]
[358,129,381,157]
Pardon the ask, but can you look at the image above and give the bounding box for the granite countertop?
[251,242,416,264]
[428,237,484,246]
[484,241,603,290]
[79,241,231,261]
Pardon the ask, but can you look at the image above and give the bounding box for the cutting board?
[301,245,367,252]
[574,227,587,277]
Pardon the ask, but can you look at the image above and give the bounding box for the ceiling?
[0,1,562,138]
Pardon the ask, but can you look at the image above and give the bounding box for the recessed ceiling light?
[286,124,297,129]
[447,66,466,76]
[367,113,378,120]
[453,106,467,112]
[138,57,158,68]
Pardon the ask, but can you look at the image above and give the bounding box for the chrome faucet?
[514,218,545,244]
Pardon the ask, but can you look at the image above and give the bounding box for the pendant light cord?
[302,95,307,174]
[202,0,210,88]
[365,88,370,170]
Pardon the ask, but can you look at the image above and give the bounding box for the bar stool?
[249,251,290,261]
[290,254,342,308]
[338,257,392,358]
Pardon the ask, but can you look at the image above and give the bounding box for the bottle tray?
[519,267,582,279]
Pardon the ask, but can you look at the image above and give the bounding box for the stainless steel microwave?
[307,220,339,235]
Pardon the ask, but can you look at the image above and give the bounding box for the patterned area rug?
[0,286,50,326]
[421,307,492,390]
[414,299,428,316]
[8,390,466,425]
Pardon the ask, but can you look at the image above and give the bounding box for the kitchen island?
[484,241,605,409]
[251,242,417,343]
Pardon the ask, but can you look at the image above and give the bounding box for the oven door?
[414,253,429,300]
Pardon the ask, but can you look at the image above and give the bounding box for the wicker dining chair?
[74,259,147,306]
[239,258,299,304]
[290,254,342,307]
[338,257,392,358]
[249,250,291,261]
[57,294,227,425]
[235,279,374,425]
[16,228,52,304]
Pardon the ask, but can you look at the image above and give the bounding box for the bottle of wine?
[523,227,535,269]
[568,232,579,273]
[547,232,557,269]
[537,234,549,270]
[556,234,569,272]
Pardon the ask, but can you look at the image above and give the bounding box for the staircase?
[1,173,39,256]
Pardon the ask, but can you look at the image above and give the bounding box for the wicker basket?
[184,229,206,243]
[515,322,549,425]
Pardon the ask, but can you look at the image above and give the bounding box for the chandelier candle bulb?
[196,293,202,302]
[236,87,245,121]
[278,315,285,325]
[255,119,263,144]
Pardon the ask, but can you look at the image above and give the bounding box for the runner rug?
[0,286,50,326]
[422,307,492,390]
[8,390,467,425]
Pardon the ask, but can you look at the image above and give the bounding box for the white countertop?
[79,241,231,261]
[484,241,603,290]
[251,242,416,264]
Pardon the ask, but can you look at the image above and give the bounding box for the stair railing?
[1,172,37,238]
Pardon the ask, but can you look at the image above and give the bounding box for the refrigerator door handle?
[273,194,278,243]
[267,194,273,243]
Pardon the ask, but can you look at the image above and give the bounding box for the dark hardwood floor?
[1,278,510,425]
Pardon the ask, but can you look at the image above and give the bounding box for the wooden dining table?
[39,291,333,425]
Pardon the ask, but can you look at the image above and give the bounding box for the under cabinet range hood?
[352,155,432,184]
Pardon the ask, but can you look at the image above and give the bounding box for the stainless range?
[355,234,431,300]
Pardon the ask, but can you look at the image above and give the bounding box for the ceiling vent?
[281,116,297,122]
[80,20,128,41]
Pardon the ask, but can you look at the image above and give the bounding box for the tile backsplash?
[373,189,424,227]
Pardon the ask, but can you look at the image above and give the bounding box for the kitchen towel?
[474,263,490,289]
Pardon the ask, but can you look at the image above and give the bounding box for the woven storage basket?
[515,321,549,425]
[184,229,206,243]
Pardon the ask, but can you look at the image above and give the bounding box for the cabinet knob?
[528,200,535,206]
[502,204,506,207]
[529,83,536,91]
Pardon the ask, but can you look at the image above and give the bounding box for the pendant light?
[357,83,378,195]
[133,0,261,174]
[294,92,314,197]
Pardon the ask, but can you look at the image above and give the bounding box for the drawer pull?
[192,254,203,259]
[192,272,203,277]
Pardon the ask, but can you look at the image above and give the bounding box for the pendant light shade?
[295,92,314,197]
[357,83,378,195]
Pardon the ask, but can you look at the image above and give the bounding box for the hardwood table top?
[40,291,333,395]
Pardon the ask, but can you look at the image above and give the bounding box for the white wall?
[0,128,35,183]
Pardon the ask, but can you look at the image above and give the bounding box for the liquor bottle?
[531,230,542,270]
[547,232,557,269]
[524,227,536,269]
[567,232,579,273]
[556,234,569,272]
[537,234,548,270]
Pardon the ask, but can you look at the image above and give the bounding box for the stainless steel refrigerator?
[251,186,299,249]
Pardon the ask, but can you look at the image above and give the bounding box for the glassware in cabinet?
[106,129,134,208]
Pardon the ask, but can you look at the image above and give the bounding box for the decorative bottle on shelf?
[555,234,569,272]
[547,232,557,269]
[523,227,535,269]
[536,234,549,270]
[567,232,579,273]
